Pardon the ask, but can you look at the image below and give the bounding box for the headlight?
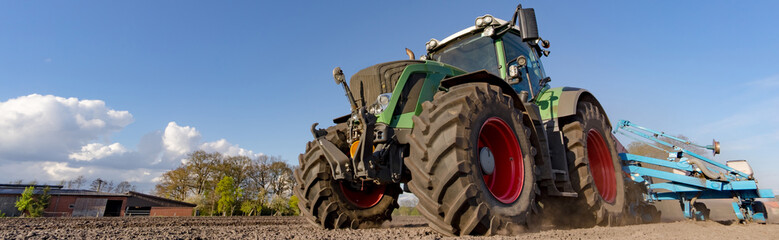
[368,93,392,115]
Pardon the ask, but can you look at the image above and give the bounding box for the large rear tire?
[407,83,537,236]
[560,101,626,227]
[294,124,401,229]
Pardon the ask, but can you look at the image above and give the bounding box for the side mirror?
[518,8,539,41]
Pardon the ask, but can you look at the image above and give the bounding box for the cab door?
[501,32,547,99]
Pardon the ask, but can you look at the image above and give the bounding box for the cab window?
[432,34,500,77]
[502,33,546,93]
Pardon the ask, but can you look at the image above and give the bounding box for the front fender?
[439,70,527,112]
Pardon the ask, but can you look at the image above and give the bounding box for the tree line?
[153,150,298,216]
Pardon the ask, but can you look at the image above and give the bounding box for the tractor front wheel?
[407,83,537,236]
[294,124,401,229]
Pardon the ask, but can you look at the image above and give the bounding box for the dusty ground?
[1,214,778,240]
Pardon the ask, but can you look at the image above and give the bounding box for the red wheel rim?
[587,129,617,203]
[339,182,385,208]
[479,117,524,204]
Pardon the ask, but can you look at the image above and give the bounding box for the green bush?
[288,195,300,216]
[391,206,420,216]
[15,186,50,217]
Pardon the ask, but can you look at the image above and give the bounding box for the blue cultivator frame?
[614,120,774,223]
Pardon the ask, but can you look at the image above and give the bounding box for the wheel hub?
[339,182,385,208]
[479,147,495,175]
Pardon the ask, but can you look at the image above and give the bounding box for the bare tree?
[218,155,252,189]
[267,159,293,196]
[114,181,136,193]
[71,176,86,189]
[90,178,107,192]
[154,166,190,201]
[103,181,115,193]
[186,151,221,196]
[245,155,270,202]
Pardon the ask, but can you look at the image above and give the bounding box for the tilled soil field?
[1,215,778,240]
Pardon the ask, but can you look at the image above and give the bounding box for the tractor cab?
[424,8,551,101]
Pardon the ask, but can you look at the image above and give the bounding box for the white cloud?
[0,161,87,183]
[200,139,263,158]
[42,162,86,180]
[0,94,133,161]
[0,160,165,189]
[69,143,128,161]
[0,94,263,192]
[160,122,260,165]
[162,122,201,156]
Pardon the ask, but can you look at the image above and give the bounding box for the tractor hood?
[349,60,424,108]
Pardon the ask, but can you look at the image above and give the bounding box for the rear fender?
[536,87,611,126]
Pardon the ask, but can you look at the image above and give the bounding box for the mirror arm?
[493,23,512,38]
[510,4,522,28]
[493,3,523,39]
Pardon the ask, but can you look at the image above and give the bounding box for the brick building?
[125,191,196,216]
[0,184,195,217]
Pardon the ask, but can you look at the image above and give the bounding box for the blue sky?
[1,1,778,193]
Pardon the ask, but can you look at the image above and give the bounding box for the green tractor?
[295,3,655,236]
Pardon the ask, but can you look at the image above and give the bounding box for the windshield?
[432,34,499,76]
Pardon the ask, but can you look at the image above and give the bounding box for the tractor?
[294,3,654,236]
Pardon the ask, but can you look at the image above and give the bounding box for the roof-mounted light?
[483,15,493,25]
[483,26,495,37]
[425,38,439,51]
[475,14,495,28]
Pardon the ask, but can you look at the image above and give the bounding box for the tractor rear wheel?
[294,124,401,229]
[407,83,537,236]
[560,101,627,227]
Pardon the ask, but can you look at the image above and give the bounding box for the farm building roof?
[0,184,127,197]
[127,191,196,207]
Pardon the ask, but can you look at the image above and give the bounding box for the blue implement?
[614,120,774,223]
